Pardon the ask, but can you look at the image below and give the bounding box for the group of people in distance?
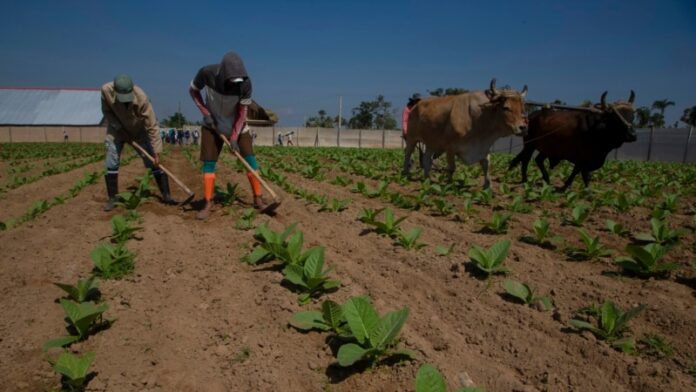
[160,128,200,146]
[100,51,269,219]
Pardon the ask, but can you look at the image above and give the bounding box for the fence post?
[684,126,694,163]
[646,126,654,161]
[337,127,340,147]
[382,129,385,148]
[8,127,12,143]
[315,128,319,147]
[359,129,362,148]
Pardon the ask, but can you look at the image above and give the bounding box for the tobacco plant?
[282,247,340,304]
[214,182,239,206]
[44,300,110,350]
[415,363,485,392]
[634,218,685,246]
[235,208,256,230]
[395,227,427,250]
[564,205,590,227]
[336,296,415,367]
[289,299,351,336]
[468,240,510,276]
[502,280,553,311]
[116,170,153,210]
[90,243,135,279]
[606,219,630,237]
[53,276,100,303]
[569,301,645,353]
[436,244,455,257]
[358,207,385,225]
[482,212,510,234]
[567,229,612,260]
[319,197,350,213]
[614,243,679,278]
[243,223,298,265]
[50,351,96,391]
[109,214,142,244]
[369,208,407,237]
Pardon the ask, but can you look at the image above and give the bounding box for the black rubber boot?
[104,173,119,212]
[153,171,176,204]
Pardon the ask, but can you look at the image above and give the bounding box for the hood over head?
[217,51,248,87]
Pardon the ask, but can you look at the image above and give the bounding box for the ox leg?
[510,146,535,183]
[402,141,416,178]
[422,148,435,180]
[445,152,455,182]
[535,153,551,184]
[558,166,580,192]
[480,154,491,189]
[581,170,591,188]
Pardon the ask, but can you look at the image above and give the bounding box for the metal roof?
[0,88,104,126]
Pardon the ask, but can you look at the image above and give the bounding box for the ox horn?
[489,78,499,97]
[600,91,608,109]
[520,85,528,98]
[628,90,635,104]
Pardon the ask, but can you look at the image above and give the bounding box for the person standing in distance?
[189,51,269,220]
[101,74,175,211]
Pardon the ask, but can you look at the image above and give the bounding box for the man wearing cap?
[189,51,268,220]
[101,74,175,211]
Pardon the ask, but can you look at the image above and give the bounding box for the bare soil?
[0,147,695,392]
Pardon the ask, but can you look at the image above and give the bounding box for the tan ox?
[403,79,528,189]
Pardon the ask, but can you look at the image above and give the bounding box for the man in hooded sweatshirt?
[189,51,268,220]
[101,74,175,211]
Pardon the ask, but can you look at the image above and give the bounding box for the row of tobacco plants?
[41,170,154,391]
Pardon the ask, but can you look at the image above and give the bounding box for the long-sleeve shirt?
[101,82,162,153]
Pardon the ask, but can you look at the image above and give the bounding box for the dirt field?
[1,145,695,392]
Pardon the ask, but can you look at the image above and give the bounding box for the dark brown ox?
[403,79,528,189]
[508,91,637,191]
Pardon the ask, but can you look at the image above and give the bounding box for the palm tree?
[635,107,652,127]
[681,106,696,127]
[651,99,675,117]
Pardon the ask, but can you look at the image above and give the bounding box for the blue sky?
[1,0,695,126]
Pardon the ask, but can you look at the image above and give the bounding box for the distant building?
[0,87,105,142]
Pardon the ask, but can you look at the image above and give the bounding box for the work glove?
[230,137,240,152]
[203,115,215,128]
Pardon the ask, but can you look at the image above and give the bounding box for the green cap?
[113,74,134,103]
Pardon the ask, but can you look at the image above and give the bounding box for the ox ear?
[600,91,608,110]
[628,90,635,104]
[520,85,528,98]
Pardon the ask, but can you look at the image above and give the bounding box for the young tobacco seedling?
[330,176,352,187]
[109,214,142,244]
[395,227,427,250]
[319,198,350,213]
[337,296,415,367]
[507,195,532,213]
[53,276,100,303]
[634,218,685,246]
[436,244,455,257]
[468,240,510,277]
[569,301,645,353]
[116,170,153,210]
[358,207,385,225]
[214,182,239,206]
[606,219,630,237]
[614,243,679,278]
[289,299,351,336]
[564,205,590,227]
[415,363,485,392]
[282,247,340,304]
[90,243,135,279]
[638,334,674,358]
[235,208,257,230]
[44,300,110,350]
[431,198,454,216]
[370,208,407,237]
[473,188,493,206]
[567,229,612,260]
[243,223,299,265]
[482,212,510,234]
[502,280,553,311]
[50,351,96,391]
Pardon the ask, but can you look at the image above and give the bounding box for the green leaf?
[502,280,531,304]
[303,247,326,278]
[337,343,369,367]
[321,300,344,331]
[370,308,409,350]
[244,247,271,265]
[288,310,329,331]
[569,319,604,337]
[283,264,308,289]
[42,335,80,351]
[600,301,619,335]
[52,351,95,384]
[415,363,447,392]
[488,240,511,266]
[343,296,380,346]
